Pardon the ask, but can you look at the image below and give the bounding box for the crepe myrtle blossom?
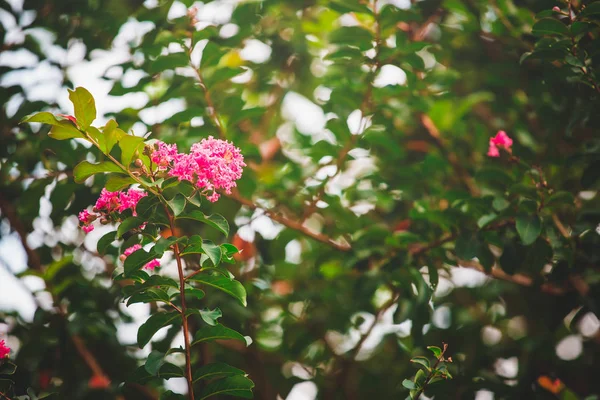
[150,136,245,202]
[0,339,10,358]
[144,259,161,270]
[120,244,142,261]
[78,188,147,233]
[487,130,513,158]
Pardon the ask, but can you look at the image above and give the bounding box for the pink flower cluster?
[78,188,147,233]
[0,339,10,358]
[150,136,245,202]
[487,131,513,157]
[120,244,160,270]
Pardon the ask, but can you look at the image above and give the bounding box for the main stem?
[165,205,195,400]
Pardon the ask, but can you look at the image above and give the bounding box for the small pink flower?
[78,209,96,233]
[118,188,147,216]
[0,339,10,359]
[487,131,513,157]
[123,244,142,258]
[94,188,121,212]
[143,259,160,270]
[151,141,179,171]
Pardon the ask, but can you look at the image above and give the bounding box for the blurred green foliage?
[1,0,600,399]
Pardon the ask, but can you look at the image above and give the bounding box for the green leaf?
[579,2,600,18]
[0,361,17,375]
[104,120,125,153]
[106,174,136,191]
[144,351,165,375]
[202,240,222,267]
[167,194,186,216]
[181,235,204,256]
[117,217,146,238]
[68,87,96,129]
[410,356,430,371]
[159,363,185,379]
[454,234,481,260]
[149,52,189,73]
[127,287,171,305]
[532,18,570,36]
[427,346,442,358]
[516,215,542,246]
[21,111,60,125]
[546,191,574,208]
[189,274,247,306]
[119,135,145,166]
[330,26,374,50]
[199,375,254,400]
[198,308,222,326]
[184,287,206,301]
[137,311,181,348]
[97,231,117,254]
[73,161,124,183]
[124,248,158,275]
[415,369,427,385]
[402,379,417,390]
[193,362,245,383]
[177,211,229,236]
[49,121,87,140]
[192,324,246,345]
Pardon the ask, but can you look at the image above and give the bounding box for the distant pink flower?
[487,130,513,158]
[123,244,142,258]
[0,339,10,358]
[151,141,179,171]
[144,259,160,270]
[78,209,96,233]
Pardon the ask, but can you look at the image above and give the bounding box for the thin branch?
[164,203,196,400]
[227,189,351,251]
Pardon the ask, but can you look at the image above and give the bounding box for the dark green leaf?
[97,231,117,254]
[532,18,570,36]
[137,312,181,348]
[199,375,254,400]
[167,194,186,216]
[516,215,542,246]
[188,274,247,306]
[105,174,136,191]
[192,324,246,345]
[144,351,165,375]
[177,211,229,236]
[402,379,417,390]
[193,362,245,383]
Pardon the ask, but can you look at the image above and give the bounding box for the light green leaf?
[427,346,442,358]
[105,174,136,191]
[68,87,96,129]
[119,135,145,166]
[73,161,124,183]
[410,356,430,371]
[402,379,417,390]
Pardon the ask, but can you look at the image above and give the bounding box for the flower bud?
[134,159,143,167]
[552,6,561,12]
